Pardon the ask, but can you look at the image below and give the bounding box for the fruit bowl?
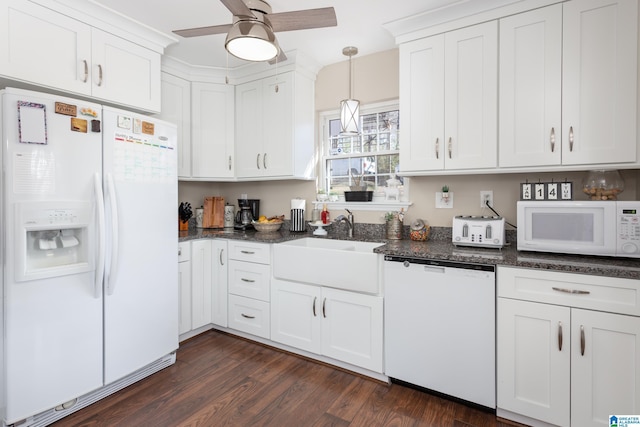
[252,220,283,233]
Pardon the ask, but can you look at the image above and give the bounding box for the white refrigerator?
[1,88,178,426]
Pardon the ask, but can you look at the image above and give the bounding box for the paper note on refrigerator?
[17,101,47,144]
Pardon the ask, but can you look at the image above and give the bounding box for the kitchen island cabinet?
[499,0,638,169]
[497,266,640,427]
[270,278,383,373]
[399,21,497,173]
[0,0,163,112]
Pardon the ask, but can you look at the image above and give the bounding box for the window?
[321,102,400,194]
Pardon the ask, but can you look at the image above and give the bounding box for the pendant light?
[340,46,360,135]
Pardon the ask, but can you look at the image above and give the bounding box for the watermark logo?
[611,415,640,427]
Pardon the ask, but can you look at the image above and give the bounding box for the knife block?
[203,196,225,228]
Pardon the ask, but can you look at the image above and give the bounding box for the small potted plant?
[441,185,450,202]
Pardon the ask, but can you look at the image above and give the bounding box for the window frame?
[319,100,401,194]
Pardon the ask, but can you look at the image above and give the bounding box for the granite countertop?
[179,223,640,280]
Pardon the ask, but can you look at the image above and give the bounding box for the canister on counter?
[290,198,306,231]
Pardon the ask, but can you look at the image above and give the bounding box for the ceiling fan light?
[340,99,360,135]
[225,20,279,61]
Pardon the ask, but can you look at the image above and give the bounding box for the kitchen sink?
[272,237,383,294]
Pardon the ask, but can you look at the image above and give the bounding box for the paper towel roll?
[291,198,305,210]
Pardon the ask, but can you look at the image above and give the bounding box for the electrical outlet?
[480,191,493,208]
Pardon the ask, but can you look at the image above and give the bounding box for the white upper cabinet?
[562,0,637,166]
[499,4,563,168]
[235,70,314,179]
[157,73,192,178]
[399,21,498,173]
[191,82,235,179]
[500,0,638,169]
[0,0,164,112]
[90,29,161,112]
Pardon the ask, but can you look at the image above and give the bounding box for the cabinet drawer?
[178,242,191,262]
[498,266,640,316]
[228,241,271,264]
[228,260,270,301]
[228,294,270,339]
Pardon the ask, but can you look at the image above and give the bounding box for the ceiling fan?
[173,0,337,63]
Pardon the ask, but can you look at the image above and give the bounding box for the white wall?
[178,48,639,227]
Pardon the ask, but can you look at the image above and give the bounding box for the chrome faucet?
[334,209,354,238]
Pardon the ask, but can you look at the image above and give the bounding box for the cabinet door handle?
[558,321,563,351]
[550,127,556,152]
[96,64,103,87]
[178,247,182,256]
[228,156,232,171]
[552,286,590,295]
[580,325,585,356]
[263,153,267,169]
[241,277,255,283]
[240,250,255,255]
[256,153,261,169]
[219,248,224,266]
[241,313,255,319]
[322,298,326,318]
[569,126,574,152]
[82,60,89,83]
[448,137,452,159]
[312,296,317,317]
[435,138,439,159]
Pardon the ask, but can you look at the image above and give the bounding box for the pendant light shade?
[340,46,360,135]
[340,99,360,134]
[225,19,279,62]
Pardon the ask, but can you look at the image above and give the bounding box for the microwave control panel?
[617,202,640,255]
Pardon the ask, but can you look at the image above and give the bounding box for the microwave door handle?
[94,173,106,299]
[106,173,119,296]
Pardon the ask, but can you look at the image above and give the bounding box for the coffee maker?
[235,198,260,230]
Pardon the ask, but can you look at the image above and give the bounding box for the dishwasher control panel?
[452,216,505,248]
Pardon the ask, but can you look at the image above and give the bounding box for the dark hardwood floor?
[52,330,521,427]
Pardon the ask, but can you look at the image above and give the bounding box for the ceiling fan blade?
[268,50,288,65]
[173,23,233,38]
[265,7,337,32]
[220,0,255,18]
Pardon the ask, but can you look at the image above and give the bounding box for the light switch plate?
[435,192,453,208]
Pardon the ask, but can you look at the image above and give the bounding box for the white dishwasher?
[384,255,496,409]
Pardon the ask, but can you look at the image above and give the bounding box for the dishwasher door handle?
[423,266,445,274]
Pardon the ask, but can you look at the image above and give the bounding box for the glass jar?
[582,170,624,200]
[409,219,430,241]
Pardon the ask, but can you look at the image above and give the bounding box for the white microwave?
[517,200,640,258]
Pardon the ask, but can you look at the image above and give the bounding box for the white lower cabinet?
[178,239,228,341]
[270,278,383,373]
[211,240,228,328]
[191,240,212,330]
[178,242,192,335]
[227,241,271,339]
[497,266,640,427]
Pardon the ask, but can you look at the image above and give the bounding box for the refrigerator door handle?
[106,173,119,295]
[94,172,106,299]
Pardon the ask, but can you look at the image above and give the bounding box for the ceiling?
[94,0,494,70]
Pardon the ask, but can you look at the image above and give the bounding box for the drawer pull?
[312,296,317,317]
[552,287,590,295]
[558,321,563,351]
[580,325,585,356]
[241,313,255,319]
[240,250,255,255]
[241,278,255,283]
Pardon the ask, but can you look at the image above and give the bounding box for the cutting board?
[203,196,224,228]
